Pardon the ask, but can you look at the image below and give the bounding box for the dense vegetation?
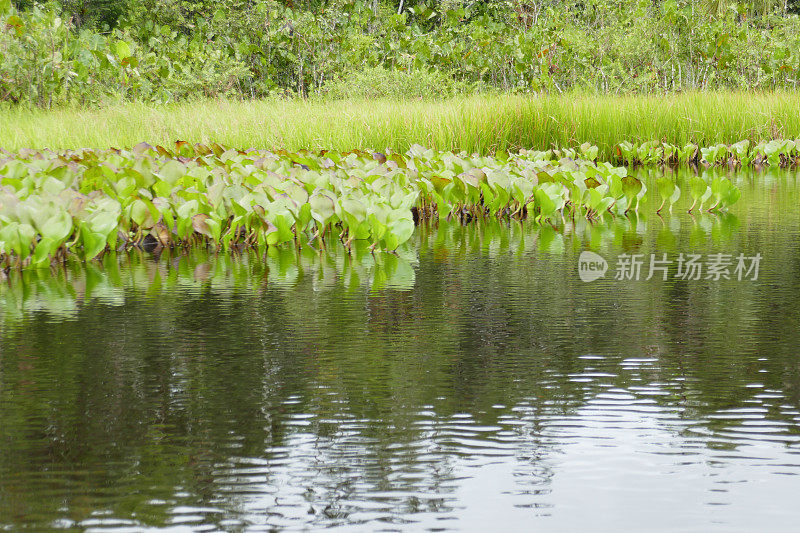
[4,0,800,107]
[0,141,755,268]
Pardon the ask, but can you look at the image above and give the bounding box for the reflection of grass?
[3,92,800,157]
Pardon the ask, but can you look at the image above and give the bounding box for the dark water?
[2,170,800,531]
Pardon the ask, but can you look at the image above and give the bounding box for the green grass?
[3,92,800,157]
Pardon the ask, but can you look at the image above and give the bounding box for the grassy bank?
[3,92,800,157]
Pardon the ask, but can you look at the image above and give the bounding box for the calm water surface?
[1,170,800,531]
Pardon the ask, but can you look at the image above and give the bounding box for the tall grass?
[2,92,799,157]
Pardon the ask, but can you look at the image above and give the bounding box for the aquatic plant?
[615,139,800,168]
[0,143,740,269]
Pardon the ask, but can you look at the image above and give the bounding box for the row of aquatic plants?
[615,139,800,167]
[529,139,800,168]
[0,143,741,269]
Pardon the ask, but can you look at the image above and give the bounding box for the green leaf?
[657,177,675,202]
[387,217,414,248]
[533,187,557,219]
[722,185,741,207]
[157,160,186,185]
[129,199,154,228]
[690,176,709,200]
[6,14,24,36]
[31,237,57,268]
[191,214,214,239]
[621,176,642,199]
[39,210,73,243]
[80,226,107,260]
[309,191,336,224]
[669,184,681,204]
[0,222,34,260]
[114,40,132,60]
[271,214,294,243]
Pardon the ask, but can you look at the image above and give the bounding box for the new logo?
[578,251,608,282]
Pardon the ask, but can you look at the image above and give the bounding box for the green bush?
[4,0,800,107]
[0,0,251,106]
[0,1,129,106]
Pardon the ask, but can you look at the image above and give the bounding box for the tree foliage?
[4,0,800,107]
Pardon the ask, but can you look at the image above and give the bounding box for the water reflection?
[1,170,800,531]
[0,209,752,322]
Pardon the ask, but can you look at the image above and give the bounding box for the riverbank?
[2,92,800,157]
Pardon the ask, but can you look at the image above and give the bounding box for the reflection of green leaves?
[537,226,564,254]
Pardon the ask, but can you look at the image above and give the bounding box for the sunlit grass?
[2,92,799,157]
